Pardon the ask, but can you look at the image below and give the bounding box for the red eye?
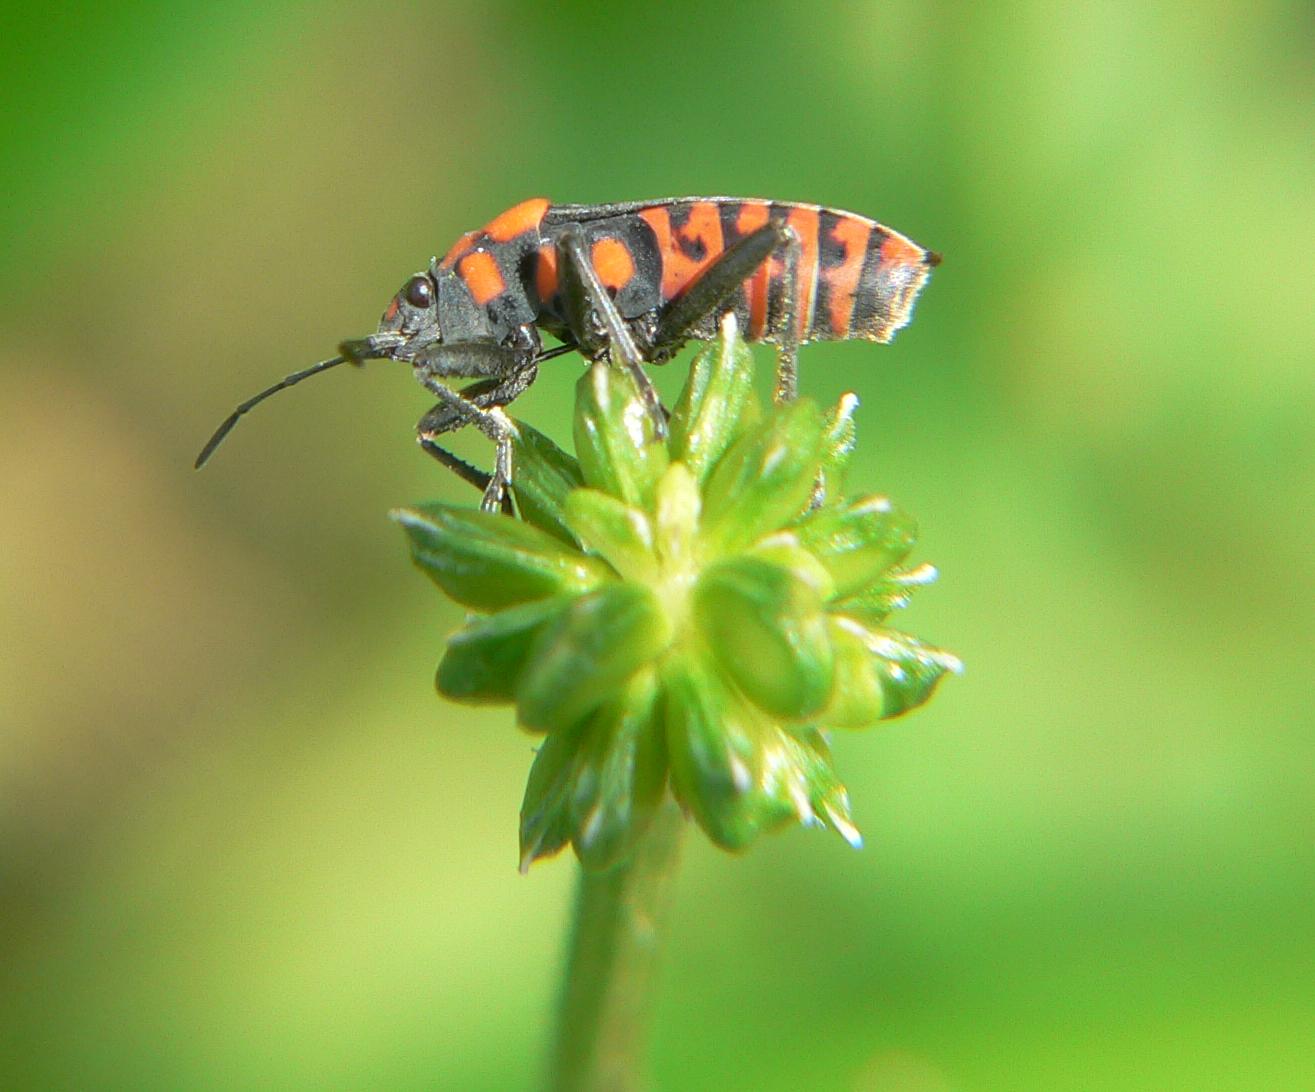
[404,275,434,308]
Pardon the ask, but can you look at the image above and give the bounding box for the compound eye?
[403,275,434,309]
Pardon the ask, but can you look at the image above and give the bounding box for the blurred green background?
[2,1,1312,1088]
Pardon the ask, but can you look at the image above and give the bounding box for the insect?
[196,197,939,508]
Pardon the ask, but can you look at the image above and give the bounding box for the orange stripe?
[439,230,479,269]
[534,244,558,303]
[483,197,550,243]
[735,200,770,235]
[458,250,506,306]
[786,206,820,340]
[641,202,726,301]
[735,202,772,338]
[823,217,871,336]
[590,236,635,291]
[880,232,924,265]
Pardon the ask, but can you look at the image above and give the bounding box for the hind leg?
[645,220,803,403]
[555,229,668,437]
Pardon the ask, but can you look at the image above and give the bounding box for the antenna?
[194,355,351,469]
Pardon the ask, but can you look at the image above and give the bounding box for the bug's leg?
[649,222,787,354]
[413,343,533,513]
[773,225,802,403]
[556,229,667,437]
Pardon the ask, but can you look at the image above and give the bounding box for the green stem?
[549,800,685,1091]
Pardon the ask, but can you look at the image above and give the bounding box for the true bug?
[196,197,939,508]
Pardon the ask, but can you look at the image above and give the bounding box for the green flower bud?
[393,503,610,611]
[699,398,829,554]
[436,596,573,705]
[666,315,759,484]
[693,555,835,721]
[400,316,957,867]
[574,362,669,509]
[563,489,659,585]
[517,582,673,733]
[663,654,796,850]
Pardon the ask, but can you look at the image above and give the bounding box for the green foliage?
[394,317,959,870]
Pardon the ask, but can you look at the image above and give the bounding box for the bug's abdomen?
[537,198,936,348]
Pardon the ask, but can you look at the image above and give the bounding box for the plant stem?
[549,800,685,1091]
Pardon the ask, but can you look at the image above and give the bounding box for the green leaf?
[509,421,585,545]
[517,582,673,733]
[693,555,835,721]
[794,494,918,599]
[393,503,610,611]
[436,596,573,706]
[666,315,760,485]
[699,399,829,555]
[573,362,669,508]
[519,723,584,871]
[663,654,796,850]
[563,488,658,585]
[569,669,667,872]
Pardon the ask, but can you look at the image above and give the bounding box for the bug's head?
[340,268,441,365]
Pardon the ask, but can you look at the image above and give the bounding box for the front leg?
[555,230,668,438]
[412,342,536,512]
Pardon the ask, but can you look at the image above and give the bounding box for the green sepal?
[693,555,835,721]
[816,392,859,498]
[573,362,669,508]
[794,494,917,599]
[563,488,658,585]
[663,654,796,850]
[392,503,610,611]
[831,562,939,626]
[435,595,573,706]
[844,621,964,718]
[699,399,828,554]
[509,421,584,545]
[747,535,836,601]
[519,721,585,871]
[773,727,862,847]
[516,582,673,733]
[817,617,886,729]
[666,316,760,485]
[568,669,667,872]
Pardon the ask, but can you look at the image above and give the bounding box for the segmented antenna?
[194,355,350,469]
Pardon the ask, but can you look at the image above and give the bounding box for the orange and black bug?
[196,197,939,508]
